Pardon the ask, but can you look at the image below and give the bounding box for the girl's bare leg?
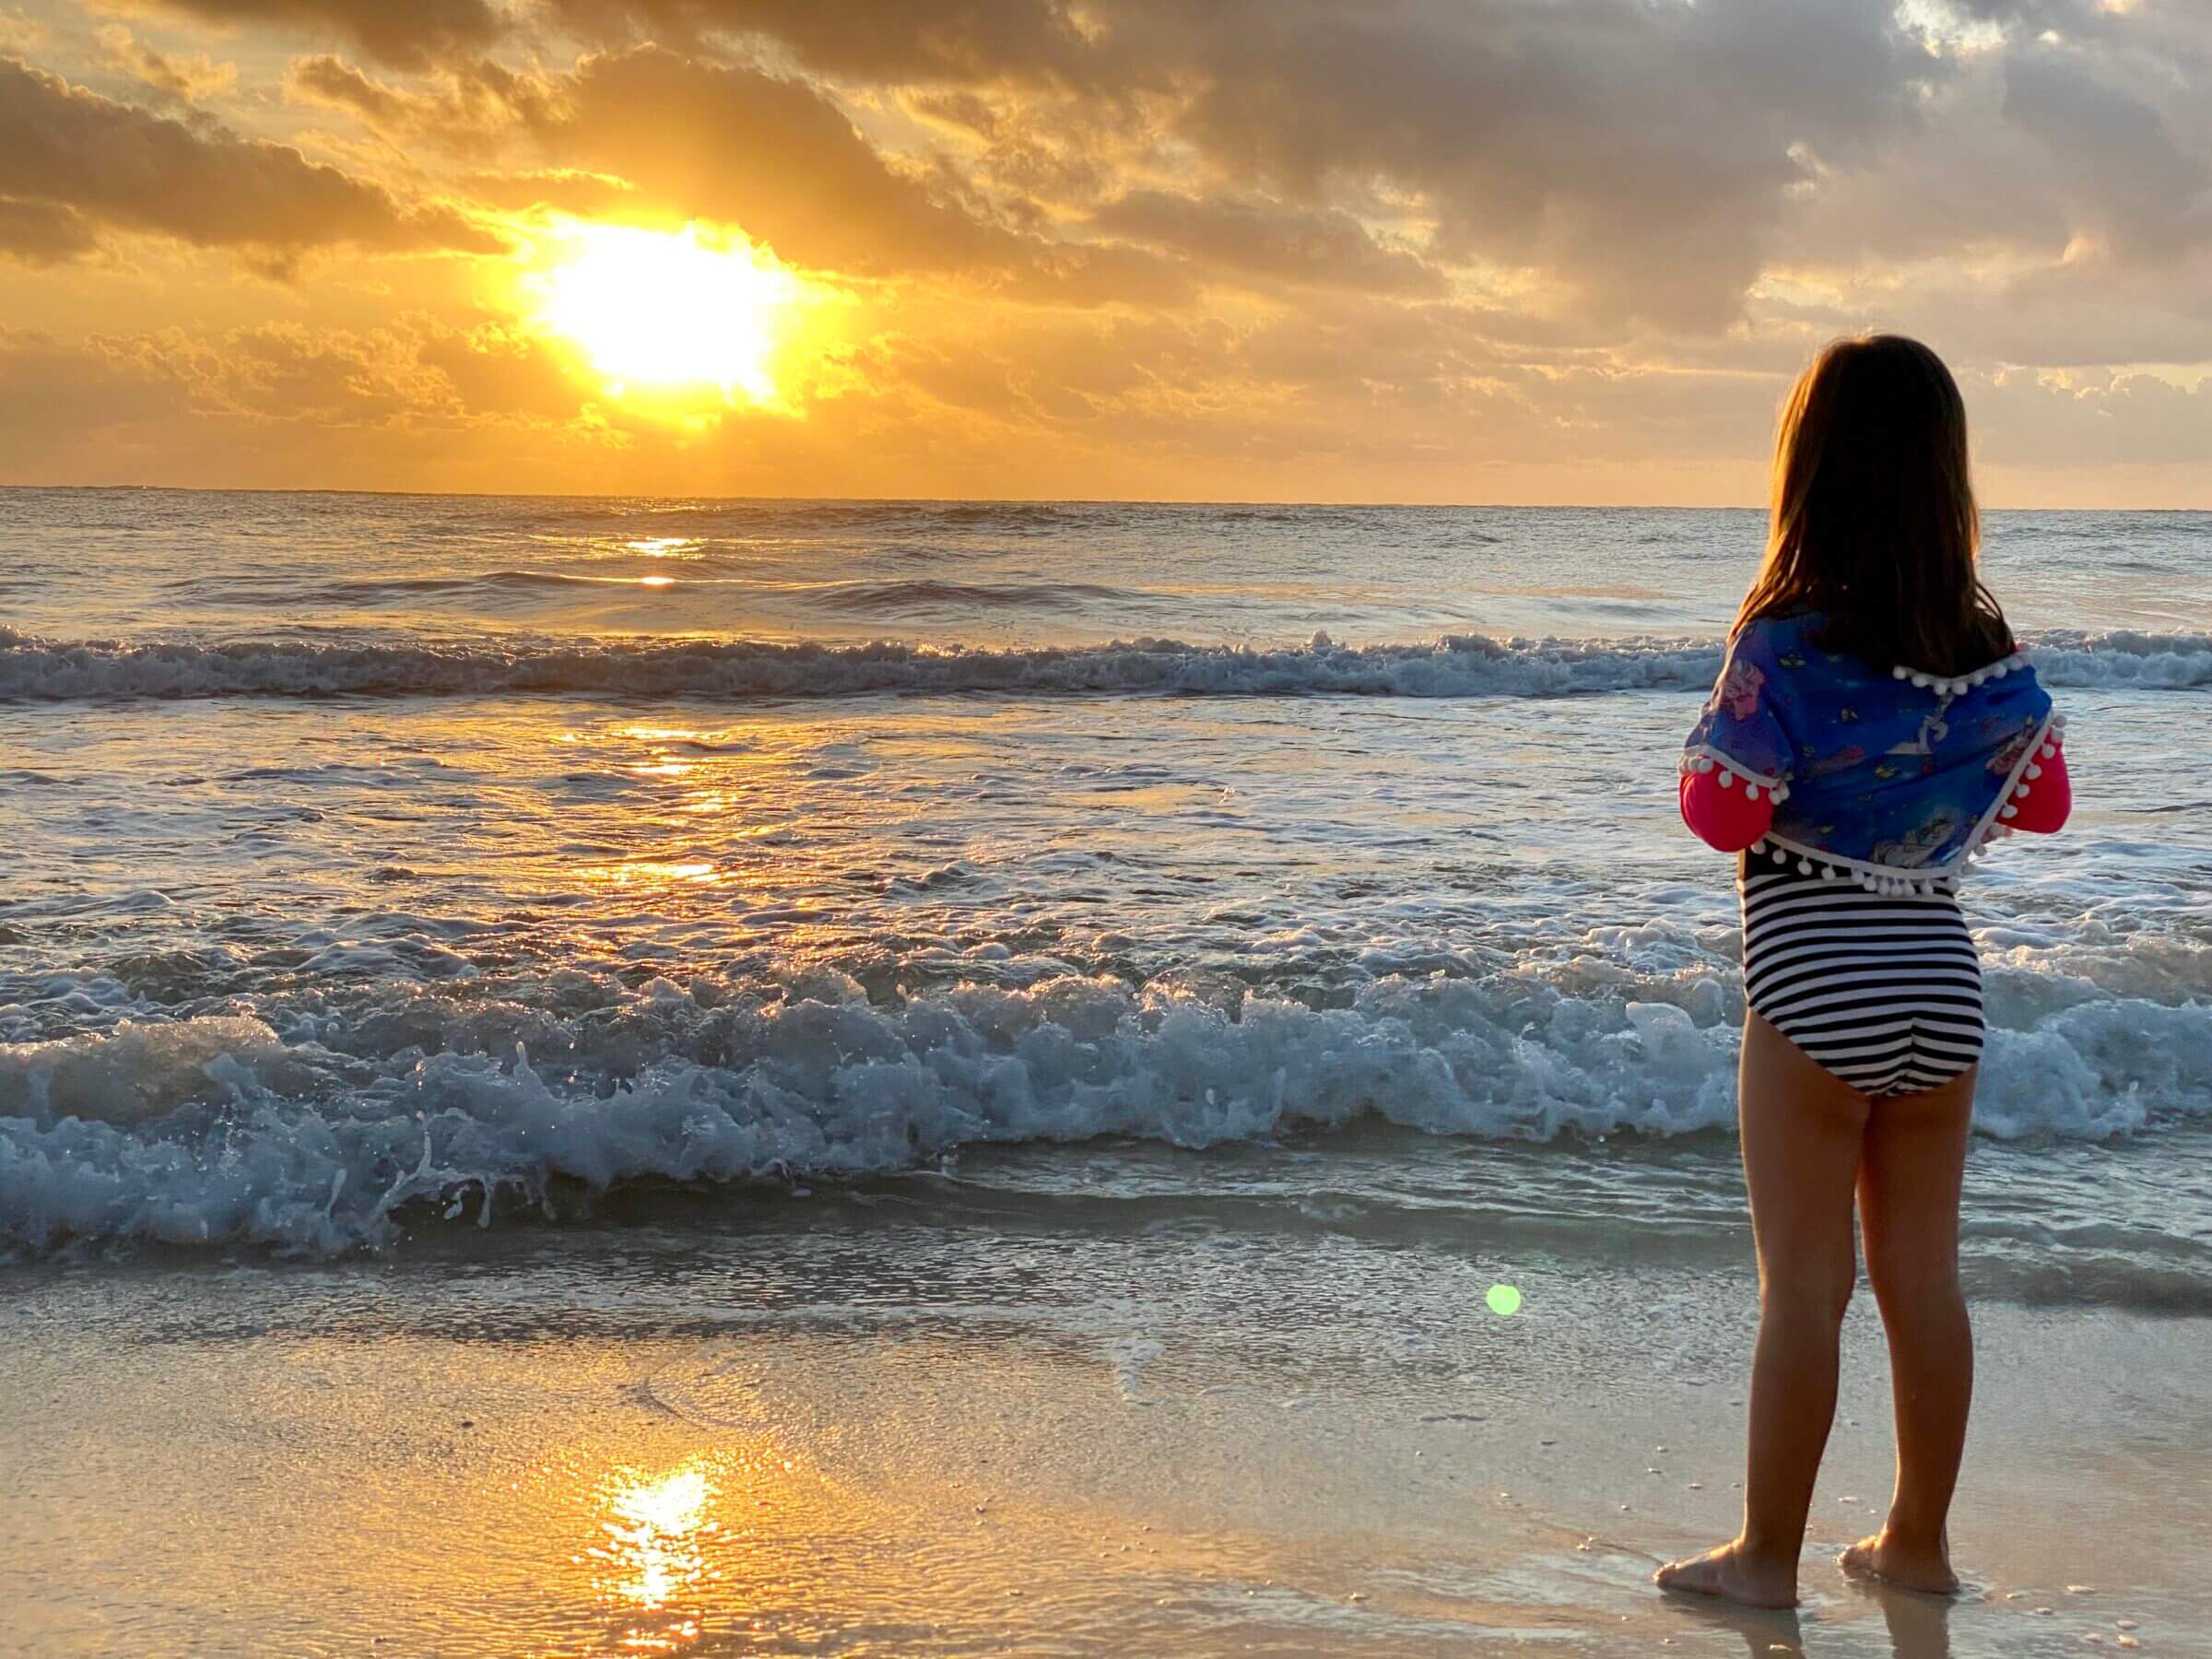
[1656,1012,1869,1608]
[1840,1065,1976,1594]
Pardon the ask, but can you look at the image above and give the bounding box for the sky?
[1,0,2208,504]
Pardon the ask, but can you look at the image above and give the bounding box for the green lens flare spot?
[1486,1283,1523,1317]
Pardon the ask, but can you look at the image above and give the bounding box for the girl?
[1655,335,2071,1608]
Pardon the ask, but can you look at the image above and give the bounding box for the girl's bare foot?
[1653,1539,1798,1608]
[1838,1529,1960,1595]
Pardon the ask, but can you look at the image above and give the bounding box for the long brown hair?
[1735,334,2014,674]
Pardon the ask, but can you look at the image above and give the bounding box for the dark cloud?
[136,0,504,71]
[534,46,996,271]
[1138,0,1923,327]
[0,57,501,264]
[283,53,554,155]
[0,195,97,264]
[526,0,1922,324]
[537,0,1099,83]
[2001,43,2211,258]
[283,53,413,128]
[518,47,1194,303]
[31,0,2209,337]
[531,0,2212,331]
[1095,191,1443,296]
[3,0,2208,497]
[1976,364,2212,469]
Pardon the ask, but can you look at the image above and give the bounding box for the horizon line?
[4,483,2206,513]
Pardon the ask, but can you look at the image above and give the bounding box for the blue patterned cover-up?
[1681,611,2062,894]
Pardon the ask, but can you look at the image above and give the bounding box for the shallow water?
[8,1194,2208,1657]
[1,490,2207,1297]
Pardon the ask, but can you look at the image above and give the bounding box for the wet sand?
[3,1182,2206,1657]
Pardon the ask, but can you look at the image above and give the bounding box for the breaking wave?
[2,627,2206,703]
[3,965,2205,1254]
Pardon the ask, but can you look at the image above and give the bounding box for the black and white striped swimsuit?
[1738,858,1985,1097]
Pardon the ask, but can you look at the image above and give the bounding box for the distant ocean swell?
[2,627,2208,702]
[3,966,2205,1255]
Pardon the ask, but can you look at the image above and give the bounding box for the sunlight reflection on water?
[591,1459,724,1653]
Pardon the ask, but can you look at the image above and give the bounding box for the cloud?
[537,0,1099,83]
[0,195,99,264]
[0,8,45,53]
[0,315,589,430]
[456,167,639,217]
[3,0,2210,500]
[1094,191,1444,296]
[97,26,237,103]
[530,0,2212,336]
[1975,363,2212,469]
[504,46,1188,303]
[534,46,996,272]
[0,326,203,447]
[1999,41,2211,258]
[282,53,553,154]
[0,320,620,488]
[525,0,1921,325]
[129,0,504,71]
[0,57,502,265]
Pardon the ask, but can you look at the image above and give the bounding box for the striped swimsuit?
[1738,858,1985,1097]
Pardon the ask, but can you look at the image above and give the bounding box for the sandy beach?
[6,1141,2206,1657]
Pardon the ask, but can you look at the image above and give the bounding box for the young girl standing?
[1656,335,2072,1607]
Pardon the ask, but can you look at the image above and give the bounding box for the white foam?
[1,626,2204,703]
[3,971,2204,1254]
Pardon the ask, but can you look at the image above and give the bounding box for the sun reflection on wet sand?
[591,1461,721,1653]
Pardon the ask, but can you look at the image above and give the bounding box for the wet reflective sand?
[5,1188,2206,1656]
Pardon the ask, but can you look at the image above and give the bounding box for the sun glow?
[532,222,804,404]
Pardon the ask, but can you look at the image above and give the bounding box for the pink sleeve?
[2008,740,2071,833]
[1680,768,1775,853]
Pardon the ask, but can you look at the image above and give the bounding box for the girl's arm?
[2008,738,2071,833]
[1687,738,2072,847]
[1679,767,1774,853]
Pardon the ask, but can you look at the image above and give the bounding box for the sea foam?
[1,627,2206,702]
[3,969,2203,1254]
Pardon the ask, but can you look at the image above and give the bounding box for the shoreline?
[5,1188,2204,1656]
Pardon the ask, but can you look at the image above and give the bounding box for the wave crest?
[4,969,2203,1254]
[3,627,2205,703]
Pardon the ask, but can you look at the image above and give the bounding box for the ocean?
[4,489,2207,1270]
[3,490,2209,1655]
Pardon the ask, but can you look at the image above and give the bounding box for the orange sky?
[2,0,2209,504]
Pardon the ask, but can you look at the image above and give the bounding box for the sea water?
[1,491,2207,1309]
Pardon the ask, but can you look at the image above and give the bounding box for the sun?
[531,221,803,404]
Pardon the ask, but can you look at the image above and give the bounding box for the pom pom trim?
[1889,650,2030,700]
[1748,832,1961,897]
[1680,743,1791,803]
[1957,708,2064,865]
[1736,709,2062,892]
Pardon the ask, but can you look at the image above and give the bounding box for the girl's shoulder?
[1745,610,1900,677]
[1735,609,1835,671]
